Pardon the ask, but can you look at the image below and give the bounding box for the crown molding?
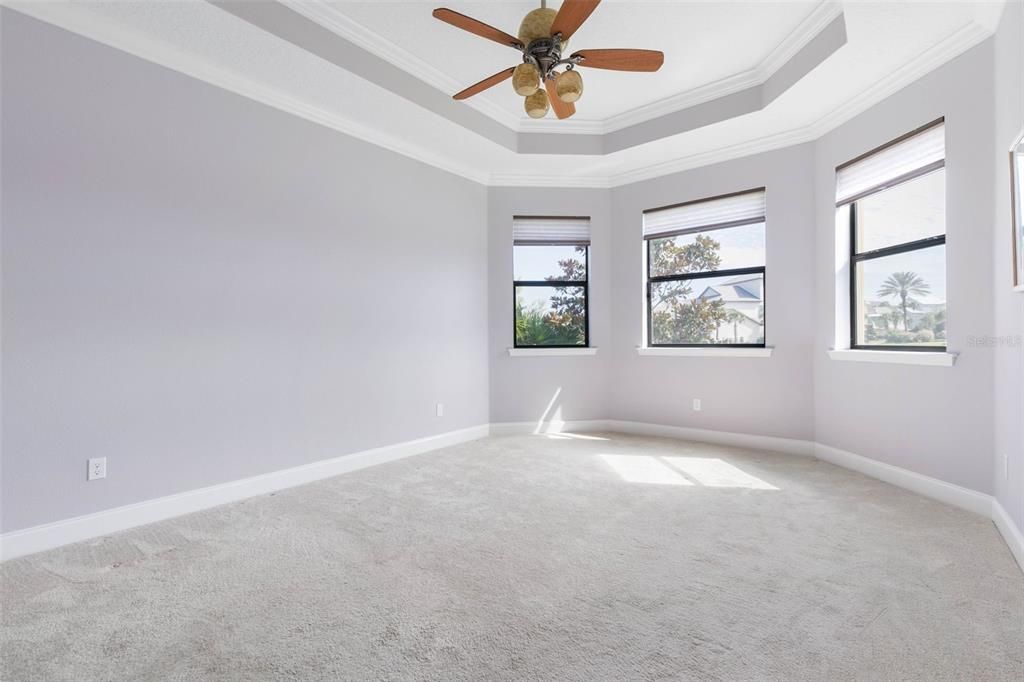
[3,2,999,190]
[489,173,611,189]
[491,127,815,189]
[806,19,993,139]
[584,0,844,135]
[287,0,844,137]
[279,0,522,132]
[2,0,489,186]
[610,128,816,188]
[492,17,995,189]
[758,0,844,84]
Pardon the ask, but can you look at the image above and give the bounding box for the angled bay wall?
[490,37,1010,508]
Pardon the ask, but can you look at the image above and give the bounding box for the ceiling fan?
[432,0,664,120]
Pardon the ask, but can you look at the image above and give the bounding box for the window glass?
[514,285,586,347]
[855,169,945,253]
[650,273,765,346]
[854,245,946,347]
[649,222,765,278]
[513,245,587,282]
[842,123,947,351]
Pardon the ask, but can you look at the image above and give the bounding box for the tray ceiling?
[5,0,1008,186]
[307,1,831,129]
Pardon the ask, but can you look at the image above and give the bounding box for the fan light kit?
[432,0,664,120]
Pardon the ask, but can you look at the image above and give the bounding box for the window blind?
[835,120,945,206]
[642,189,765,240]
[512,216,590,245]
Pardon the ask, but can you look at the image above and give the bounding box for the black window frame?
[644,189,767,349]
[843,120,947,353]
[512,239,590,349]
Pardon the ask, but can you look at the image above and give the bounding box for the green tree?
[919,309,946,339]
[725,308,747,343]
[877,271,930,331]
[545,247,587,342]
[648,235,727,344]
[515,246,587,346]
[649,233,721,278]
[515,297,583,346]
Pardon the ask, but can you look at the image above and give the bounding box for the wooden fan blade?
[432,8,522,49]
[550,0,601,41]
[572,49,664,72]
[545,74,576,120]
[453,67,516,100]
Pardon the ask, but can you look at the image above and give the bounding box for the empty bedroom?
[1,0,1022,679]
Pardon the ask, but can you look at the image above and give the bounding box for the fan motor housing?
[524,37,563,79]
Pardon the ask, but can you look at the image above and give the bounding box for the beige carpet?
[2,433,1022,680]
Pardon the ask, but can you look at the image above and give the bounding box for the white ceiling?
[8,1,1007,187]
[319,1,824,125]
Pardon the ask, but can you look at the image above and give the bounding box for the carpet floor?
[2,432,1022,681]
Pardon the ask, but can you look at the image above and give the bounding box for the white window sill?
[828,349,957,366]
[636,346,774,358]
[507,347,598,357]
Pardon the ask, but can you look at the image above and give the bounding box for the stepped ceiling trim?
[283,0,845,136]
[1,1,1000,188]
[218,1,847,156]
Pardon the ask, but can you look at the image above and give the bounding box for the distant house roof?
[697,275,762,303]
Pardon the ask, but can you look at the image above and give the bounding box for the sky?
[513,244,584,282]
[513,170,948,314]
[856,169,946,303]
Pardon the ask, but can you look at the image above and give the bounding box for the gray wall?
[993,1,1024,531]
[812,40,997,495]
[487,188,611,424]
[1,11,489,532]
[489,146,817,442]
[3,8,1017,540]
[609,144,817,440]
[489,40,1005,503]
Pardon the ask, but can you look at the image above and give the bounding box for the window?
[838,119,946,351]
[513,217,589,347]
[643,189,766,347]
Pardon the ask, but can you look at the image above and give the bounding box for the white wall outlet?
[692,399,702,412]
[87,457,107,481]
[436,403,444,417]
[1003,452,1009,481]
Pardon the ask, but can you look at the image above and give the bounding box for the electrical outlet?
[692,398,702,412]
[87,457,107,481]
[1003,453,1010,481]
[436,403,444,417]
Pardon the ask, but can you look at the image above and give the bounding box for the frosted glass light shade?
[518,8,557,44]
[556,70,583,103]
[512,63,540,96]
[525,89,549,119]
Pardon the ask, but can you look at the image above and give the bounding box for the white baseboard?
[487,419,612,437]
[3,420,1021,576]
[813,442,993,516]
[0,424,489,562]
[992,499,1024,572]
[494,420,1020,573]
[488,419,814,457]
[606,420,816,458]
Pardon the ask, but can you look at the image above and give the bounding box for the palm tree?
[725,309,747,343]
[877,272,930,331]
